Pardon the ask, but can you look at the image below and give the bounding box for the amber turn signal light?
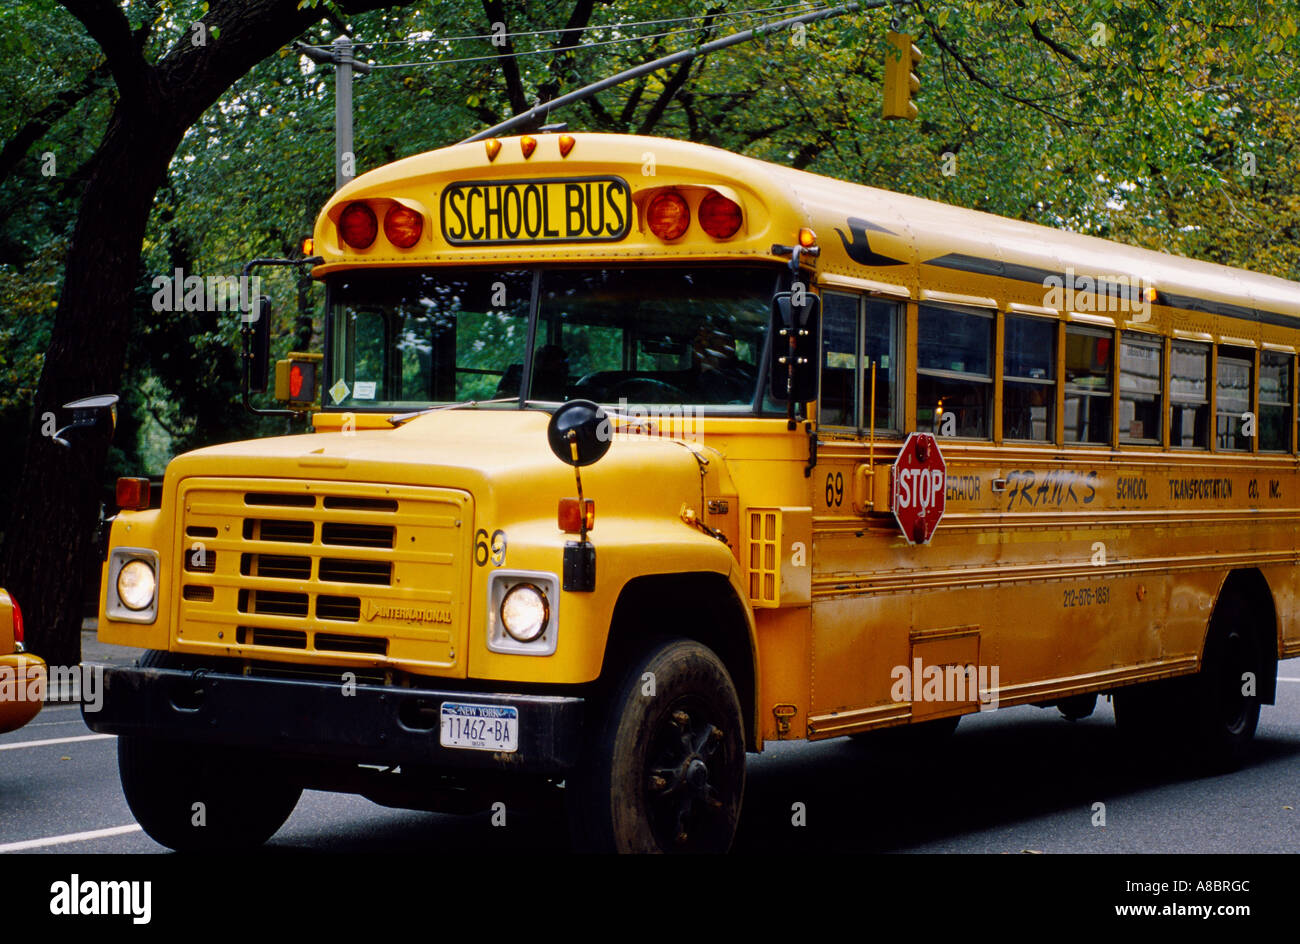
[116,477,151,511]
[558,497,595,534]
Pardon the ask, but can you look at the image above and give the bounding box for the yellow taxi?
[0,588,45,734]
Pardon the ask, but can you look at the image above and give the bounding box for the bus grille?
[175,479,470,668]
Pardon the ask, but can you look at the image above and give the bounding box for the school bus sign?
[892,432,947,545]
[440,176,633,245]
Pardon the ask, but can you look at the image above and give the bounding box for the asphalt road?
[2,637,1297,855]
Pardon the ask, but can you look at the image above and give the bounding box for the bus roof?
[314,132,1300,335]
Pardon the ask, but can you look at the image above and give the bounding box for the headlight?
[500,583,548,642]
[116,559,156,611]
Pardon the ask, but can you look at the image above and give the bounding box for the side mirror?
[247,295,272,394]
[768,291,820,403]
[52,394,119,449]
[546,399,612,467]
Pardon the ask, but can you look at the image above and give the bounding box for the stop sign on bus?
[892,432,946,545]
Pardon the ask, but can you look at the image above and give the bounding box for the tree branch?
[58,0,154,104]
[1010,0,1088,66]
[481,0,529,115]
[0,59,110,188]
[924,22,1081,125]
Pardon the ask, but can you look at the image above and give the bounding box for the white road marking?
[0,733,114,751]
[1278,677,1300,683]
[24,719,90,728]
[0,824,142,853]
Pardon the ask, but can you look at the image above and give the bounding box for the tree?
[0,0,433,667]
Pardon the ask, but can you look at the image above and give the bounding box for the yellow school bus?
[88,131,1300,853]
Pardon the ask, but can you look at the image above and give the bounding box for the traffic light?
[882,31,922,120]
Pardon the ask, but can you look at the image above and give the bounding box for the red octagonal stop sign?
[891,432,947,545]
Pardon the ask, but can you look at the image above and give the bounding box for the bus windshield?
[326,265,779,411]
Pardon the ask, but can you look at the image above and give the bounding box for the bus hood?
[164,409,708,517]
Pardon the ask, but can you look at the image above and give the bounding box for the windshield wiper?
[388,397,520,427]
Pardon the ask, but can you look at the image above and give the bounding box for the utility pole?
[295,35,373,192]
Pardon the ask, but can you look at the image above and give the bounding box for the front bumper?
[0,652,45,734]
[82,664,584,774]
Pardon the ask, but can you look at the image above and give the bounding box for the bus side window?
[1216,345,1254,451]
[1259,351,1292,452]
[1003,314,1056,442]
[917,304,993,438]
[1120,332,1163,444]
[819,292,859,427]
[1065,325,1113,445]
[863,299,901,432]
[1170,340,1210,448]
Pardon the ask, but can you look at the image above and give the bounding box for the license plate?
[440,702,519,753]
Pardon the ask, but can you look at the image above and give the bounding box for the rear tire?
[1114,601,1263,771]
[1189,607,1261,770]
[567,639,745,853]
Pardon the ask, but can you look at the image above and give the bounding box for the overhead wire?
[351,2,833,48]
[362,5,836,70]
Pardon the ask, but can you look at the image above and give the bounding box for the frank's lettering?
[1116,476,1148,500]
[1004,469,1099,510]
[945,474,980,501]
[1168,477,1233,501]
[442,177,632,244]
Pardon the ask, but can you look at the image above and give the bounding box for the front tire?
[119,650,302,851]
[119,736,303,852]
[568,639,746,853]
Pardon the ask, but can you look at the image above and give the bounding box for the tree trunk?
[0,106,178,667]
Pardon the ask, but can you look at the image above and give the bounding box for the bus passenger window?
[1259,351,1292,452]
[1065,326,1113,444]
[863,299,901,431]
[1216,346,1254,451]
[819,292,859,427]
[917,304,992,438]
[1120,334,1162,444]
[1170,340,1210,448]
[1003,315,1056,442]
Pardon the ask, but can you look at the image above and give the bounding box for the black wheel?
[568,639,745,853]
[119,651,302,852]
[1189,609,1262,769]
[1057,692,1097,721]
[1114,604,1263,771]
